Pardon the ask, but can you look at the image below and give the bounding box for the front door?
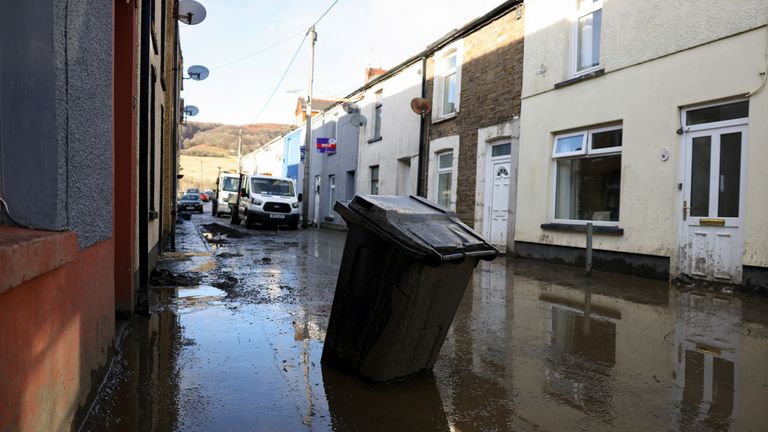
[485,142,512,251]
[680,125,747,283]
[313,175,321,226]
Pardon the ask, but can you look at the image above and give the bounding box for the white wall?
[522,0,768,98]
[517,27,768,268]
[356,62,422,196]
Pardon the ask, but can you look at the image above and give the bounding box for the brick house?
[424,0,524,252]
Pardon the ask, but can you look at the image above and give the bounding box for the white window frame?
[427,136,459,211]
[436,150,454,208]
[570,0,603,77]
[551,124,622,225]
[370,89,383,141]
[370,165,379,195]
[432,40,463,122]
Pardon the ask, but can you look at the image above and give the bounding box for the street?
[81,204,768,432]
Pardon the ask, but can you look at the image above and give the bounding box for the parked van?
[229,174,302,229]
[212,173,241,217]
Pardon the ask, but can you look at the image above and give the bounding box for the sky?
[178,0,506,126]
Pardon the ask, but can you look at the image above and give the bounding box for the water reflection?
[322,367,450,431]
[673,291,740,431]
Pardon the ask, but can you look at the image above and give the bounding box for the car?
[200,192,209,202]
[178,193,203,213]
[185,188,200,194]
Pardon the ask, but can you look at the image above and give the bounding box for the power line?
[251,0,343,123]
[213,31,305,71]
[253,34,308,121]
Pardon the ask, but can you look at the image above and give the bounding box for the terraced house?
[516,0,768,290]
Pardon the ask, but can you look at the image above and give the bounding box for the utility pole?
[237,128,243,174]
[302,26,316,229]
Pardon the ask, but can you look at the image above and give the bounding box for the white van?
[212,173,241,217]
[230,174,302,229]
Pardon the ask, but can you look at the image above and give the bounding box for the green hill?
[180,122,293,156]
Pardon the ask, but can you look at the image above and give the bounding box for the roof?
[295,97,338,115]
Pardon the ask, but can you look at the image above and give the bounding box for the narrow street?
[81,204,768,432]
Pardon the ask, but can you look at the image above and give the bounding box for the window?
[436,151,453,208]
[371,90,383,141]
[433,41,463,120]
[572,0,602,75]
[370,166,379,195]
[553,126,621,222]
[328,175,336,216]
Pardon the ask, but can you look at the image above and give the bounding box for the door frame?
[676,100,749,282]
[483,141,513,250]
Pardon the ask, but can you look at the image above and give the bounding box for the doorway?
[484,142,513,251]
[679,101,748,283]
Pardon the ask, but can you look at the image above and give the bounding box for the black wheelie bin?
[321,194,498,382]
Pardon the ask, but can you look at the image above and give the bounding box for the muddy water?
[81,213,768,431]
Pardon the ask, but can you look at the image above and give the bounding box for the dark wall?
[0,0,113,248]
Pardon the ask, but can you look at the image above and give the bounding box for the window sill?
[541,222,623,235]
[554,68,605,89]
[367,136,383,144]
[0,226,78,295]
[432,112,458,125]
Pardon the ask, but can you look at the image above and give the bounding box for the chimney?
[365,67,387,84]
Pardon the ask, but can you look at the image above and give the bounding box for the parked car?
[203,190,214,202]
[200,191,209,202]
[178,193,203,213]
[185,188,200,195]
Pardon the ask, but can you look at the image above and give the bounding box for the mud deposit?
[80,207,768,431]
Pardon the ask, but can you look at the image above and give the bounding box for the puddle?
[178,285,226,299]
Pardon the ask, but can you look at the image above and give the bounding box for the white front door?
[680,126,747,283]
[485,143,512,251]
[313,175,321,226]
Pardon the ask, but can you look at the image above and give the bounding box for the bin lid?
[335,195,498,265]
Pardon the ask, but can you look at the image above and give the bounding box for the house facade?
[355,62,423,200]
[516,0,768,288]
[424,1,525,252]
[305,104,361,228]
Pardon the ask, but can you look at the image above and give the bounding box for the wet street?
[82,205,768,432]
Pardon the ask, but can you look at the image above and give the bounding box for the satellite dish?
[349,113,366,127]
[410,98,432,115]
[187,65,209,81]
[183,105,199,116]
[177,0,207,25]
[342,101,359,114]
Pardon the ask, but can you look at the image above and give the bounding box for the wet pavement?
[81,205,768,431]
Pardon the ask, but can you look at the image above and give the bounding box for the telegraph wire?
[213,31,305,71]
[252,0,343,122]
[253,34,308,121]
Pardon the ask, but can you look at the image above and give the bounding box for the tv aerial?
[410,98,432,116]
[186,65,209,81]
[177,0,207,25]
[183,105,199,117]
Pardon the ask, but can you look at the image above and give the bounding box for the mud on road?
[81,205,768,432]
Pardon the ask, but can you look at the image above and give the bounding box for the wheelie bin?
[321,194,498,382]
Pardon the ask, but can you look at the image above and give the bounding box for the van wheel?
[244,211,254,228]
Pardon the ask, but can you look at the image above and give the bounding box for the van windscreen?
[251,178,294,196]
[221,177,240,192]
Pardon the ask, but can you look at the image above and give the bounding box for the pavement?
[80,203,768,432]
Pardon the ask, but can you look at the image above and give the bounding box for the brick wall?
[425,6,524,226]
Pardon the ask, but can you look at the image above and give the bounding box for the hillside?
[181,122,293,157]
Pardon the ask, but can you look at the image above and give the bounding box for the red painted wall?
[114,0,138,315]
[0,239,115,431]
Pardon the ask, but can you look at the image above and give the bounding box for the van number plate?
[269,214,285,219]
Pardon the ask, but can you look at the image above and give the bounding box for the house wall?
[0,1,116,429]
[356,62,422,197]
[283,128,303,182]
[522,0,768,98]
[517,27,768,271]
[0,0,113,248]
[308,105,361,227]
[425,6,525,226]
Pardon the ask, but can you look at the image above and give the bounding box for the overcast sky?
[179,0,505,125]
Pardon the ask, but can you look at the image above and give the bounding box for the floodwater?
[81,207,768,432]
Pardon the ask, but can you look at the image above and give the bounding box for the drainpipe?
[416,56,428,198]
[170,5,180,252]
